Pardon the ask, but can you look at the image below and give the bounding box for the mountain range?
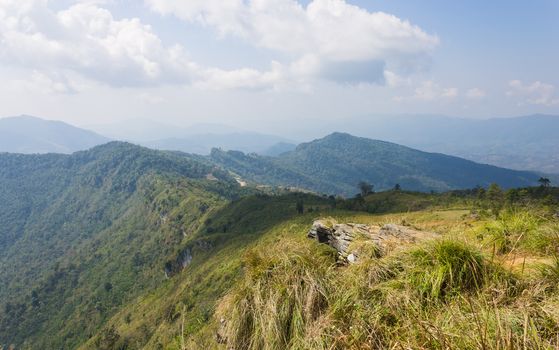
[209,132,541,196]
[2,115,558,174]
[0,137,556,349]
[0,115,109,154]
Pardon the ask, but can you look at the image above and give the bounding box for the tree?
[538,177,551,188]
[393,183,401,191]
[296,200,304,214]
[486,183,504,217]
[358,181,373,197]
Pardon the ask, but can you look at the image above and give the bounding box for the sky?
[0,0,558,131]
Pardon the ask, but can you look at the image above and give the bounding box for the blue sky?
[0,0,557,131]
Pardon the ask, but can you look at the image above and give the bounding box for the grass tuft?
[220,242,335,350]
[405,240,486,301]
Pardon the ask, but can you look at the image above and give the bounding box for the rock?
[308,219,438,264]
[178,248,193,269]
[308,220,370,264]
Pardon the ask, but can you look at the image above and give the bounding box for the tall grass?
[215,234,559,349]
[219,242,335,350]
[405,240,486,301]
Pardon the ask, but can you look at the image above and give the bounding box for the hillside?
[1,140,557,349]
[359,114,559,174]
[78,187,559,349]
[0,115,110,154]
[0,142,243,349]
[272,114,559,173]
[210,133,541,196]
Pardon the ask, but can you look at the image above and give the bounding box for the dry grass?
[212,208,559,350]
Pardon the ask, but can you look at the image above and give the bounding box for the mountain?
[269,114,559,174]
[0,115,110,154]
[261,142,297,156]
[1,138,558,349]
[354,114,559,174]
[0,142,242,349]
[88,118,295,155]
[145,132,294,155]
[209,132,541,196]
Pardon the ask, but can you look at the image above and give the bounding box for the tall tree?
[358,181,373,197]
[486,183,504,217]
[538,177,551,188]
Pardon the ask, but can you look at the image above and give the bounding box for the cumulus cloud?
[146,0,439,85]
[507,80,559,106]
[0,0,201,88]
[0,0,438,91]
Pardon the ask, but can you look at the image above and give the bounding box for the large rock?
[308,219,438,264]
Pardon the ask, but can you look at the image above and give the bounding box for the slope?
[210,133,540,196]
[81,188,559,349]
[0,142,242,349]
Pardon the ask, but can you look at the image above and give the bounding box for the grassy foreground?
[84,189,559,349]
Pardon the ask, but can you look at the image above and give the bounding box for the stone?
[308,219,438,264]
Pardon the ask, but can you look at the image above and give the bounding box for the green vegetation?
[0,140,557,349]
[203,199,559,349]
[0,142,242,348]
[66,185,557,350]
[209,132,540,195]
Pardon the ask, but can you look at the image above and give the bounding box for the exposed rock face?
[164,240,214,278]
[308,219,438,264]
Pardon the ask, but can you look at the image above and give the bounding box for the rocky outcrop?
[308,219,438,264]
[164,240,214,278]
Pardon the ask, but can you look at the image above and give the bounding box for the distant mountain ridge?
[145,132,294,155]
[209,132,541,196]
[0,115,110,154]
[307,114,559,173]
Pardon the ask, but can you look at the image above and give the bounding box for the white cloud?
[0,0,200,89]
[507,80,559,106]
[466,88,486,99]
[0,0,438,92]
[384,70,410,88]
[408,81,458,101]
[146,0,439,85]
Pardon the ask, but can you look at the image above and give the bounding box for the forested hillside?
[78,186,559,349]
[1,139,557,349]
[0,142,243,348]
[210,133,540,196]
